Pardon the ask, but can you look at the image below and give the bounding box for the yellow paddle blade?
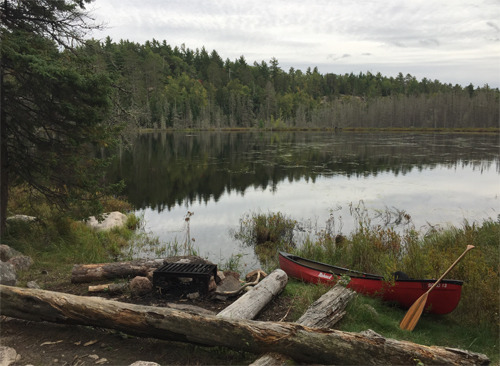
[399,293,428,331]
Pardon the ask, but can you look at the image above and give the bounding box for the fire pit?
[153,262,218,296]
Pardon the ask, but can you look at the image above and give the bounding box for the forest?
[87,37,499,130]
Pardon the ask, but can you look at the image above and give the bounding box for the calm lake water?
[104,132,499,268]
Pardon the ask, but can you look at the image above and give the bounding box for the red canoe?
[279,252,463,315]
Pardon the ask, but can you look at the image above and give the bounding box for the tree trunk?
[217,269,287,320]
[0,285,489,365]
[250,284,356,366]
[71,259,166,283]
[0,56,8,234]
[295,283,355,328]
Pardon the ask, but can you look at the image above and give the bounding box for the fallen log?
[217,269,287,319]
[250,283,356,366]
[295,283,356,328]
[71,259,164,283]
[71,256,210,283]
[0,285,489,365]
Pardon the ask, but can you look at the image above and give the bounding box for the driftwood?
[0,285,489,365]
[217,269,287,319]
[250,283,356,366]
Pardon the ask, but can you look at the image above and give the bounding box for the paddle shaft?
[425,245,474,294]
[399,245,475,331]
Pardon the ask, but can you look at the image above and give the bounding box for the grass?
[231,208,500,363]
[4,186,499,362]
[280,278,499,363]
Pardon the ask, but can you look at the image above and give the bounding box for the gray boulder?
[130,276,152,297]
[27,281,40,289]
[6,214,36,223]
[0,262,18,286]
[0,245,22,262]
[86,212,128,232]
[0,346,20,366]
[8,255,33,271]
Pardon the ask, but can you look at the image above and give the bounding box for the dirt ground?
[1,280,294,366]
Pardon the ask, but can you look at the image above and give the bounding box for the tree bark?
[71,259,165,283]
[0,57,8,234]
[295,283,356,328]
[0,285,489,365]
[250,284,356,366]
[217,269,287,320]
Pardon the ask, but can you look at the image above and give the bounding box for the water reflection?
[105,132,499,211]
[103,132,499,267]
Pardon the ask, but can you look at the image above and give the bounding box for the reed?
[232,208,499,329]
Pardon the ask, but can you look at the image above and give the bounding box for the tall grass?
[231,208,500,329]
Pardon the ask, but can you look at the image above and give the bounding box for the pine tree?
[1,0,123,232]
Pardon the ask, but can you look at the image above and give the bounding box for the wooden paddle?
[399,245,475,331]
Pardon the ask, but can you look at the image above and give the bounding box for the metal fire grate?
[153,263,218,296]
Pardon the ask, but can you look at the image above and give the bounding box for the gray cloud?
[419,39,440,48]
[486,21,499,32]
[390,42,407,48]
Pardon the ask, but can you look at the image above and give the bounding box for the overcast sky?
[89,0,500,88]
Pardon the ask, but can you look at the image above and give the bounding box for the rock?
[186,292,199,300]
[88,354,100,360]
[129,276,152,297]
[6,215,36,223]
[216,271,225,281]
[223,271,240,281]
[8,255,33,271]
[217,276,241,292]
[208,277,217,291]
[0,346,18,366]
[214,276,242,300]
[95,358,108,364]
[0,262,17,286]
[27,281,40,289]
[129,362,160,366]
[86,212,128,232]
[0,245,23,262]
[245,269,267,283]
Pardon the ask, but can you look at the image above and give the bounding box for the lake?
[104,131,499,268]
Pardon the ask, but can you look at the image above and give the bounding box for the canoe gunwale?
[278,252,464,286]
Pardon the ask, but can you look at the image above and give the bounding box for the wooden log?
[0,285,489,365]
[71,259,165,283]
[217,269,287,319]
[250,283,356,366]
[295,283,355,328]
[71,256,212,283]
[88,283,128,295]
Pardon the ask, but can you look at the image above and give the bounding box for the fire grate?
[153,263,218,296]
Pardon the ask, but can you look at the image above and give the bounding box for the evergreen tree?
[1,0,123,232]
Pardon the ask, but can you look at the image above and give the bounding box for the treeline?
[86,37,499,129]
